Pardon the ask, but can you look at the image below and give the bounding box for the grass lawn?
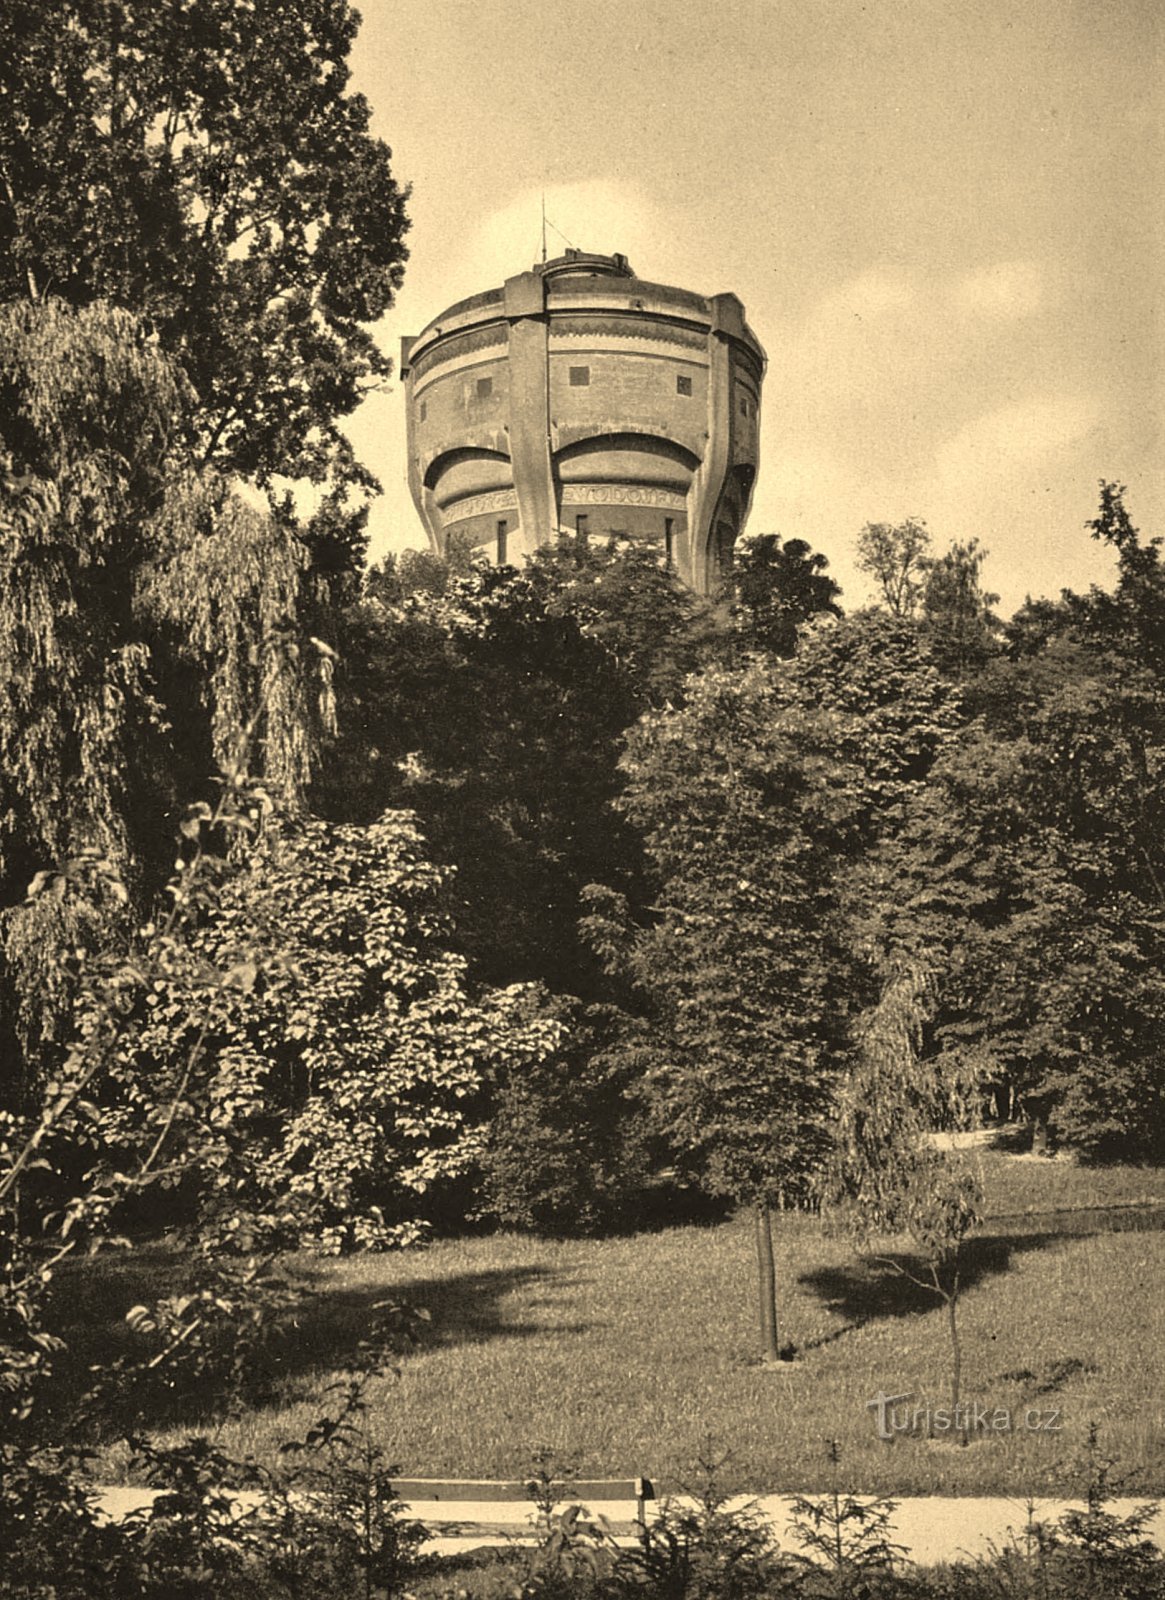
[63,1150,1165,1498]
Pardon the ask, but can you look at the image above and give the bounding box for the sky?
[342,0,1163,615]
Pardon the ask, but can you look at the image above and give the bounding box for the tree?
[879,488,1165,1155]
[0,299,317,1104]
[585,660,863,1360]
[362,536,476,606]
[855,518,932,616]
[0,0,409,510]
[824,960,983,1419]
[315,562,645,997]
[76,810,562,1252]
[920,538,1001,680]
[525,536,721,707]
[771,611,963,836]
[1077,481,1165,679]
[476,991,654,1236]
[857,613,1165,1161]
[315,543,736,1235]
[729,532,843,657]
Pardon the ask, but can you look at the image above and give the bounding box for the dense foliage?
[73,810,560,1252]
[0,299,316,1110]
[729,531,844,657]
[314,559,646,996]
[858,492,1165,1158]
[0,0,409,510]
[476,990,656,1235]
[591,659,860,1209]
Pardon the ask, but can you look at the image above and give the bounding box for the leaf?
[221,960,259,993]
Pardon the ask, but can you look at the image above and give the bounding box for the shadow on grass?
[983,1202,1165,1236]
[799,1201,1165,1334]
[798,1228,1079,1325]
[291,1261,589,1355]
[799,1318,871,1352]
[48,1250,580,1441]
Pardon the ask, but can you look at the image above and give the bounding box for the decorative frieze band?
[559,484,687,511]
[550,315,707,351]
[410,323,508,380]
[444,489,518,521]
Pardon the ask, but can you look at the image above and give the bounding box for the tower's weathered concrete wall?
[400,251,765,595]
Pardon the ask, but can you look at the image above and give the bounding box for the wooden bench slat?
[392,1478,654,1504]
[415,1519,648,1539]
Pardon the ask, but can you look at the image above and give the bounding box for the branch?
[869,1250,953,1305]
[138,1016,211,1179]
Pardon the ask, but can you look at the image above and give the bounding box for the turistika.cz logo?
[867,1391,1064,1441]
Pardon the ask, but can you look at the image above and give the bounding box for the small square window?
[676,375,692,396]
[569,366,590,387]
[476,376,493,399]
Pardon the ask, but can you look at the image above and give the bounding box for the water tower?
[400,250,765,595]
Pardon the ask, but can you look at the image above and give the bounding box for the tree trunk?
[947,1287,961,1412]
[755,1201,781,1362]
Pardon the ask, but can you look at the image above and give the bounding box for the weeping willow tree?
[823,960,983,1418]
[0,299,318,1103]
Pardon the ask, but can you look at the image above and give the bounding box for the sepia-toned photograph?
[1,0,1162,1593]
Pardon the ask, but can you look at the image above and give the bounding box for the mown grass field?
[68,1150,1165,1498]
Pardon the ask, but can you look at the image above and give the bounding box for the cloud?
[387,178,674,348]
[933,395,1099,484]
[811,269,916,324]
[950,260,1044,319]
[782,269,925,410]
[914,394,1112,609]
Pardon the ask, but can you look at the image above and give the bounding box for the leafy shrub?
[77,810,564,1252]
[0,1445,133,1600]
[478,995,654,1236]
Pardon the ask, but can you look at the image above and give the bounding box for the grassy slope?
[84,1153,1165,1497]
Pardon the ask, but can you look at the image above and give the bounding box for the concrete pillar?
[503,271,557,549]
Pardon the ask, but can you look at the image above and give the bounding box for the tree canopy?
[919,538,1001,680]
[854,491,1165,1159]
[314,560,646,996]
[583,654,868,1353]
[75,810,559,1252]
[0,0,409,511]
[729,532,843,656]
[855,518,932,616]
[0,298,318,1106]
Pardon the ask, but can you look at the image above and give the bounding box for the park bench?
[390,1476,657,1548]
